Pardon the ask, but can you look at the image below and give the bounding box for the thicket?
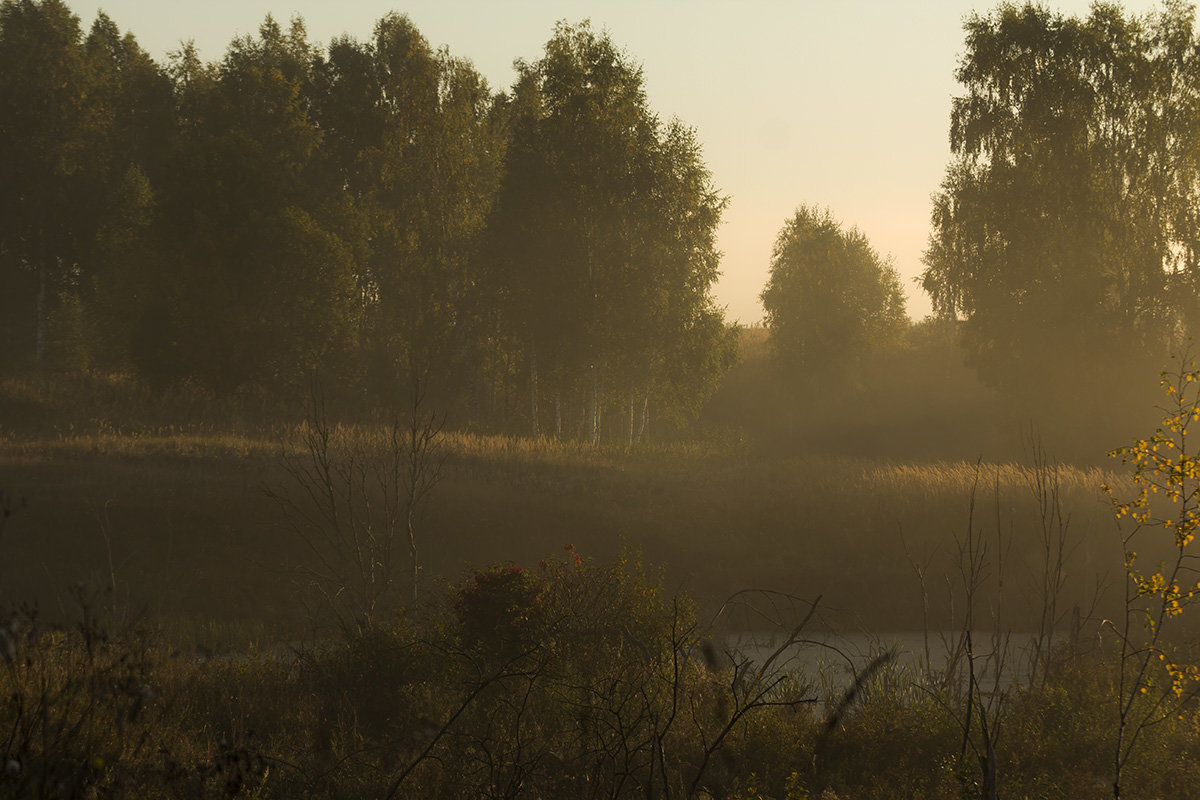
[0,1,734,444]
[3,545,1200,800]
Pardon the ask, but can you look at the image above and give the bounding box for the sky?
[79,0,1169,324]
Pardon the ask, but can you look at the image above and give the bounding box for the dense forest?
[0,0,735,444]
[7,1,1200,453]
[10,2,1200,798]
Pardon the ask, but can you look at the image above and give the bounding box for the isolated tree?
[761,206,907,381]
[922,3,1200,392]
[1103,357,1200,798]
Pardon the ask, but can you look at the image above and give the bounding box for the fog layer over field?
[5,1,1200,798]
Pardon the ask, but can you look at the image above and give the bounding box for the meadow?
[0,376,1130,636]
[3,370,1198,799]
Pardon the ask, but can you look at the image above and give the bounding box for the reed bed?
[1,424,1131,501]
[0,409,1142,633]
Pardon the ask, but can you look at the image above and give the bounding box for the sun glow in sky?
[81,0,1167,324]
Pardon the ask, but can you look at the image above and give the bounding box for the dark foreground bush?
[4,555,1200,799]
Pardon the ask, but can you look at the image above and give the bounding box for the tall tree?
[156,16,358,391]
[0,0,104,366]
[80,13,175,370]
[485,22,732,442]
[612,121,735,441]
[313,15,507,408]
[922,2,1200,392]
[761,206,907,382]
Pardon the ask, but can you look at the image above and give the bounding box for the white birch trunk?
[35,222,46,363]
[554,389,562,438]
[529,349,539,435]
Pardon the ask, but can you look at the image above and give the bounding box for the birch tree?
[922,2,1200,393]
[486,22,732,442]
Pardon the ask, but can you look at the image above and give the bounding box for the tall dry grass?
[0,367,1142,634]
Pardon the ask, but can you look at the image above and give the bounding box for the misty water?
[726,630,1057,694]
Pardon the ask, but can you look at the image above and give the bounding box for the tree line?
[9,0,1200,445]
[760,1,1200,438]
[0,1,735,442]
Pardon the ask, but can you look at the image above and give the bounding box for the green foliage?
[485,22,733,441]
[455,564,543,657]
[761,205,907,382]
[0,0,100,365]
[923,2,1200,393]
[317,14,509,402]
[0,1,177,375]
[0,4,734,441]
[157,17,361,392]
[43,290,90,372]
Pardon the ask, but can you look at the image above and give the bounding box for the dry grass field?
[6,373,1200,799]
[0,408,1136,639]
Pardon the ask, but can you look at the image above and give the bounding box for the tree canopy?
[0,3,735,442]
[762,206,907,380]
[484,22,734,442]
[922,1,1200,392]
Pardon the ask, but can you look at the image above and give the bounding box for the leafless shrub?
[267,377,443,633]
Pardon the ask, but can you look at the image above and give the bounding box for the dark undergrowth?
[3,371,1199,798]
[1,553,1197,800]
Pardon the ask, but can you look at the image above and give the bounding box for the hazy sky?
[81,0,1167,324]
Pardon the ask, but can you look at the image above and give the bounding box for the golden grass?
[0,420,728,467]
[0,412,1147,635]
[855,458,1123,497]
[0,420,1132,496]
[0,431,270,463]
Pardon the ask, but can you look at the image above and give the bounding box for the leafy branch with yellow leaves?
[1103,356,1200,799]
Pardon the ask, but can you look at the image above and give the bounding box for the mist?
[2,1,1200,797]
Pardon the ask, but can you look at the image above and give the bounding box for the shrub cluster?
[4,553,1200,799]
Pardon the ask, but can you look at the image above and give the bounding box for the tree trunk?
[636,372,652,445]
[589,364,599,445]
[487,337,498,424]
[35,220,46,363]
[407,501,418,606]
[529,349,539,435]
[628,388,635,449]
[554,389,562,438]
[579,391,588,441]
[585,228,600,446]
[593,363,606,445]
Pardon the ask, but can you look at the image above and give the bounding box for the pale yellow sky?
[82,0,1170,324]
